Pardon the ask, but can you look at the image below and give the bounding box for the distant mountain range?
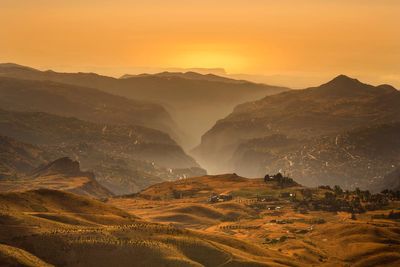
[2,63,399,192]
[0,75,176,140]
[0,63,288,148]
[195,75,400,191]
[120,71,249,84]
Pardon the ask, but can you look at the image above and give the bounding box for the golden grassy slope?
[110,174,400,266]
[0,244,53,267]
[1,174,400,266]
[0,174,113,199]
[135,173,300,200]
[0,189,300,267]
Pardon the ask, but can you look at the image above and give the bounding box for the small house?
[280,192,296,199]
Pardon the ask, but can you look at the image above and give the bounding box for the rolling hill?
[0,188,298,267]
[0,63,288,148]
[111,173,400,266]
[0,171,399,266]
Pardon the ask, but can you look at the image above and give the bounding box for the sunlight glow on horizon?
[171,51,249,73]
[1,0,399,87]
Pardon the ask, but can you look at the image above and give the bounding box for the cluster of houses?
[208,193,233,203]
[264,173,297,188]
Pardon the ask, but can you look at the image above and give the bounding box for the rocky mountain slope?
[232,123,400,190]
[0,109,205,194]
[0,63,288,147]
[195,75,400,190]
[0,135,50,179]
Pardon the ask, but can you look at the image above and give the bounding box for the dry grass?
[1,175,400,266]
[0,174,112,199]
[0,244,53,267]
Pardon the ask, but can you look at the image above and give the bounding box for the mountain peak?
[326,74,361,86]
[377,84,398,92]
[314,74,375,97]
[0,63,37,71]
[317,75,398,96]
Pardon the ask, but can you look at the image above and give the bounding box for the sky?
[1,0,399,87]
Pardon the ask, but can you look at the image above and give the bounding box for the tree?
[363,190,371,202]
[334,185,343,196]
[344,190,350,200]
[355,187,361,197]
[324,192,336,202]
[302,189,313,201]
[275,173,283,180]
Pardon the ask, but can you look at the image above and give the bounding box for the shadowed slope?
[0,109,205,195]
[0,76,176,139]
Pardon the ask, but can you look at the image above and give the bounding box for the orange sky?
[1,0,399,87]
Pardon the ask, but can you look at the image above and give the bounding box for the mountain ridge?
[0,76,177,139]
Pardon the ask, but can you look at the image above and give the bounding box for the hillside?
[195,75,400,189]
[0,63,288,148]
[0,157,113,199]
[0,109,205,194]
[111,174,400,266]
[134,173,298,200]
[0,173,399,266]
[0,75,176,140]
[0,188,298,267]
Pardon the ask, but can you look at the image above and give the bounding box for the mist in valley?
[1,1,400,267]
